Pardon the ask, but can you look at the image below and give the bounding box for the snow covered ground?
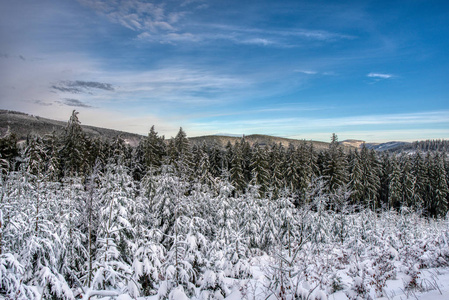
[132,265,449,300]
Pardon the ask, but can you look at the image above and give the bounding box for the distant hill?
[189,134,334,151]
[0,110,143,146]
[0,110,339,150]
[340,139,366,149]
[5,109,443,152]
[365,140,449,152]
[364,141,411,152]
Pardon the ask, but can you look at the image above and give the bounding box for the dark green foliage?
[322,134,348,193]
[59,110,89,177]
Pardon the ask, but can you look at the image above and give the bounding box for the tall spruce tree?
[59,110,88,176]
[250,144,270,197]
[323,134,348,193]
[388,157,402,209]
[230,142,246,194]
[142,125,166,170]
[349,149,364,205]
[429,153,448,217]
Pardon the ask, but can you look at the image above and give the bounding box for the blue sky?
[0,0,448,142]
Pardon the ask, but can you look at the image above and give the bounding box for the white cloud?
[294,70,318,75]
[79,0,179,34]
[367,72,393,79]
[78,1,354,47]
[241,38,274,46]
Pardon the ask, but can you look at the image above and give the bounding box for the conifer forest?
[1,111,449,299]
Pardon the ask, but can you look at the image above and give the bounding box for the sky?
[1,0,448,142]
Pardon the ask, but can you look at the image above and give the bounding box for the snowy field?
[1,153,448,299]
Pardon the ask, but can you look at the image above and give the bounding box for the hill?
[0,110,143,146]
[0,110,339,150]
[189,134,333,150]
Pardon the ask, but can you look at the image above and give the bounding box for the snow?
[117,294,134,300]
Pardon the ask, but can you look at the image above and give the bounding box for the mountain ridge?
[2,109,446,152]
[0,110,338,150]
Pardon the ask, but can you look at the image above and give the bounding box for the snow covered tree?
[349,150,364,205]
[59,110,88,176]
[142,125,166,170]
[250,144,270,197]
[229,142,246,194]
[0,130,19,171]
[192,143,214,187]
[322,134,347,194]
[388,158,402,209]
[90,161,135,292]
[428,153,448,217]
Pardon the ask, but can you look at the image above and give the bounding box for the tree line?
[1,111,448,218]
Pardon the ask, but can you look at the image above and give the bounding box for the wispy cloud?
[367,72,393,79]
[294,70,318,75]
[59,98,93,108]
[78,0,181,34]
[33,100,53,106]
[51,80,114,94]
[78,0,354,47]
[241,38,275,46]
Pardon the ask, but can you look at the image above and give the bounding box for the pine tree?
[388,158,402,209]
[285,144,300,193]
[399,154,416,208]
[207,143,223,179]
[0,130,19,171]
[43,132,61,181]
[142,125,166,170]
[296,141,316,204]
[91,161,135,291]
[349,150,364,205]
[250,144,270,197]
[323,134,348,193]
[411,152,428,210]
[23,135,46,177]
[59,110,88,176]
[173,128,193,179]
[192,143,214,187]
[230,142,246,194]
[428,153,448,217]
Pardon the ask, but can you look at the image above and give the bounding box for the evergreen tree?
[411,152,428,210]
[323,134,348,193]
[348,150,364,205]
[142,125,166,170]
[250,144,270,197]
[399,154,416,208]
[207,143,223,179]
[229,142,246,194]
[388,158,402,209]
[296,141,316,203]
[0,130,19,171]
[173,128,193,178]
[428,153,448,217]
[91,161,135,291]
[378,152,392,208]
[192,143,214,187]
[269,143,286,197]
[285,144,300,193]
[59,110,88,177]
[360,146,380,208]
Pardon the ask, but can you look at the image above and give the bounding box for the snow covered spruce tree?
[322,134,348,195]
[88,159,136,295]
